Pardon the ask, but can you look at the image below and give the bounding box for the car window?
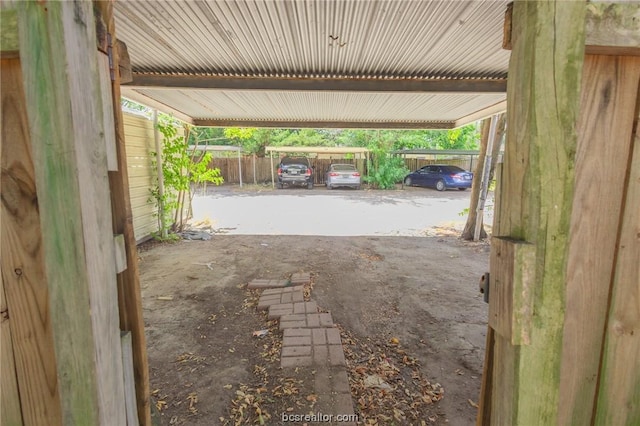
[443,166,464,173]
[425,166,437,173]
[331,164,356,171]
[280,157,310,166]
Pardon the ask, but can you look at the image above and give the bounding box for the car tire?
[404,177,412,186]
[327,184,332,190]
[436,180,446,191]
[276,182,283,189]
[356,185,361,190]
[307,182,314,189]
[458,188,467,191]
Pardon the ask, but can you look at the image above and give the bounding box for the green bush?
[364,150,409,189]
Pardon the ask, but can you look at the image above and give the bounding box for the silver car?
[325,164,361,190]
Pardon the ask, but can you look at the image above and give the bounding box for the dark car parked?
[404,164,473,191]
[276,156,314,189]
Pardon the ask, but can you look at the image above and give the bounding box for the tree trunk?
[461,118,491,240]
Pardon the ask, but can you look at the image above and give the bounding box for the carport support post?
[473,114,498,241]
[253,153,257,184]
[238,149,243,187]
[153,109,167,239]
[270,150,275,188]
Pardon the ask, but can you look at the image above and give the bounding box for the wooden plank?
[461,118,490,240]
[14,1,125,423]
[128,72,507,93]
[475,326,494,426]
[121,332,140,426]
[116,39,132,84]
[488,238,535,346]
[504,2,640,56]
[0,9,18,53]
[1,57,63,426]
[558,55,640,426]
[488,1,587,424]
[95,2,152,424]
[98,51,118,171]
[594,84,640,425]
[585,3,640,56]
[0,280,23,426]
[59,1,127,424]
[0,55,24,426]
[114,234,127,273]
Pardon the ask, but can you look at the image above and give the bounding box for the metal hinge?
[107,33,115,81]
[479,272,490,303]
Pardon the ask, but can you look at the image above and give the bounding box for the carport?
[1,2,639,426]
[265,146,370,188]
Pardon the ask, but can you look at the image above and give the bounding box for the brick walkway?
[251,273,357,425]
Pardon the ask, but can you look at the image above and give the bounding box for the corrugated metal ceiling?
[114,0,511,128]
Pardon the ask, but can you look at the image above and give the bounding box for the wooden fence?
[208,156,474,185]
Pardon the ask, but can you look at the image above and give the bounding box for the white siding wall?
[123,113,157,242]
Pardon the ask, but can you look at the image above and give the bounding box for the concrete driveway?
[191,185,493,236]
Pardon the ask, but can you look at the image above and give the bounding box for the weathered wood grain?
[488,1,587,424]
[0,9,18,53]
[116,39,133,84]
[1,58,62,425]
[503,2,640,56]
[114,234,128,273]
[95,1,152,424]
[0,280,23,426]
[98,51,118,171]
[488,238,535,346]
[585,2,640,56]
[594,82,640,425]
[475,326,494,426]
[59,1,128,424]
[14,1,127,423]
[121,332,140,426]
[558,54,640,426]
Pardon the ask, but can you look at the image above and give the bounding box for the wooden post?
[13,0,133,423]
[95,2,152,424]
[489,1,586,424]
[153,109,167,239]
[238,149,243,188]
[462,118,490,240]
[474,114,498,241]
[253,153,257,184]
[270,150,275,188]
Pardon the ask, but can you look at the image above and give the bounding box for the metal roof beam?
[121,87,194,124]
[454,100,507,128]
[127,74,507,93]
[191,119,455,130]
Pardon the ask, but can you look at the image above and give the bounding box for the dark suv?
[276,157,314,189]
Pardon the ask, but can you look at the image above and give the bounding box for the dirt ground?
[139,231,490,425]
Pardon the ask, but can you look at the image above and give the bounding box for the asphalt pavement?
[190,184,493,236]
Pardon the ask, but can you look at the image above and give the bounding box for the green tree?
[150,120,224,238]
